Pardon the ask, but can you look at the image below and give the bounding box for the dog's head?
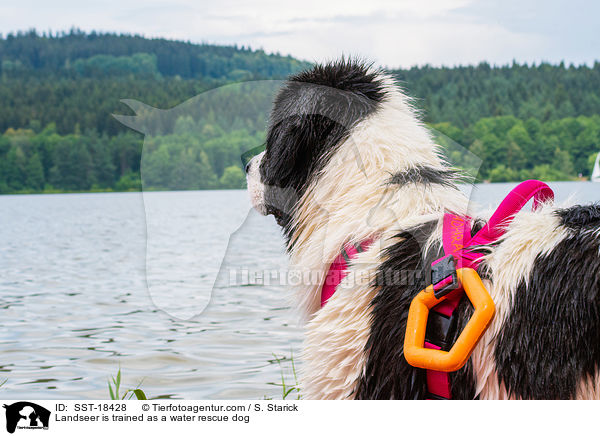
[246,59,388,237]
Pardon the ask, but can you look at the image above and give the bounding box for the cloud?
[0,0,596,67]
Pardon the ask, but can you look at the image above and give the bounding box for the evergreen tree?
[25,153,44,190]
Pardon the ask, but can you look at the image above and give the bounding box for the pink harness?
[320,180,554,398]
[321,240,373,307]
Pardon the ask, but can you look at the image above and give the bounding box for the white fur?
[301,243,380,399]
[246,151,267,215]
[576,371,600,399]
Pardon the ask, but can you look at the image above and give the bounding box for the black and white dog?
[246,59,600,399]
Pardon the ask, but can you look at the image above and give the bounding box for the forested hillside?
[393,64,600,181]
[1,30,599,193]
[0,29,306,79]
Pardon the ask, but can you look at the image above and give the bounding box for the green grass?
[267,352,301,400]
[107,368,148,400]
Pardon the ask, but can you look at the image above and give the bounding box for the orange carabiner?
[404,268,495,372]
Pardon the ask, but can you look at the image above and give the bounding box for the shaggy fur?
[246,59,600,399]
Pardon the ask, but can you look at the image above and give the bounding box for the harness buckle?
[404,268,495,372]
[425,306,460,352]
[431,254,459,298]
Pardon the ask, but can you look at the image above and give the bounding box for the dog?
[245,59,600,399]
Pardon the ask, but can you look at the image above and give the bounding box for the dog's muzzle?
[246,151,268,215]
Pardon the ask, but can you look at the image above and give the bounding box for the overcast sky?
[0,0,597,68]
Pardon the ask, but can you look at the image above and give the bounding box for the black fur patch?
[556,204,600,230]
[259,59,386,238]
[470,218,487,237]
[354,224,434,399]
[494,226,600,399]
[389,165,459,189]
[354,221,477,399]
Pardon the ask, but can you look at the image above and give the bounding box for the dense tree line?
[0,124,254,193]
[3,114,597,194]
[0,29,309,80]
[433,115,600,181]
[392,62,600,128]
[0,31,306,136]
[0,75,215,136]
[0,126,140,193]
[0,31,599,193]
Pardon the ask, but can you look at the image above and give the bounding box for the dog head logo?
[113,81,284,320]
[3,402,50,433]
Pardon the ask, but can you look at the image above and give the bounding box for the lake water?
[0,182,598,400]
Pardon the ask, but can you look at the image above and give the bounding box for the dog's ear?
[261,113,343,192]
[261,68,383,193]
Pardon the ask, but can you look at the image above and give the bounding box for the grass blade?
[108,368,149,400]
[132,389,147,400]
[108,381,115,400]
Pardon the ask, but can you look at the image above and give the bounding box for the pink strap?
[321,240,373,307]
[424,342,452,398]
[321,252,349,307]
[425,216,471,399]
[469,179,554,247]
[461,180,553,269]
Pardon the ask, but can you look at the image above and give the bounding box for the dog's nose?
[245,160,251,174]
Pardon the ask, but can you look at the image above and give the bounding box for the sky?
[0,0,597,68]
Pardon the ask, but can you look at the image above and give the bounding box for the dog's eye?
[240,142,266,168]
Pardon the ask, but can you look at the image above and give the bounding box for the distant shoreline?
[1,180,595,196]
[0,187,248,196]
